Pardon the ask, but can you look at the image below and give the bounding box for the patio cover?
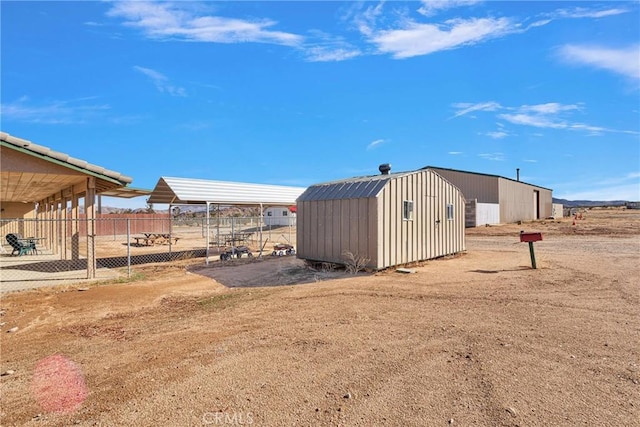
[1,132,134,202]
[1,131,139,279]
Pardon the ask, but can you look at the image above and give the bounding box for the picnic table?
[134,232,180,246]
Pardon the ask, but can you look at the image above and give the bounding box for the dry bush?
[321,262,337,273]
[342,251,370,275]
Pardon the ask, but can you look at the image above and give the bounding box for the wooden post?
[86,177,96,279]
[528,241,537,269]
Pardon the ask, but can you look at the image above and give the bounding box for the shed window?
[403,200,414,220]
[267,211,272,217]
[446,204,454,220]
[282,211,288,216]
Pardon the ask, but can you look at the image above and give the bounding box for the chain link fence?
[0,217,296,293]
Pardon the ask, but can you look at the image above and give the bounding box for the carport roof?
[147,176,306,206]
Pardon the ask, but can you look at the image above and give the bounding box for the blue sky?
[2,1,639,208]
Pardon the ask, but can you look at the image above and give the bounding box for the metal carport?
[146,177,306,264]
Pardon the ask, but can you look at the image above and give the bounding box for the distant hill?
[553,198,630,208]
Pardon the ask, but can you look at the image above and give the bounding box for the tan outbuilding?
[427,166,554,227]
[296,165,466,270]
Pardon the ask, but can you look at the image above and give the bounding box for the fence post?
[127,219,131,278]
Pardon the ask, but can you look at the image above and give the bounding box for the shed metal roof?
[297,171,414,201]
[147,176,306,206]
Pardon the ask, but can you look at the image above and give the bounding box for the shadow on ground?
[189,256,355,288]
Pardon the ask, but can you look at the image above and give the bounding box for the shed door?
[533,190,540,220]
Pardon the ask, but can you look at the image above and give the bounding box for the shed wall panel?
[317,202,326,258]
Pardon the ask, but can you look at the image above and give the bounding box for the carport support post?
[259,203,263,258]
[231,216,235,257]
[205,202,210,265]
[528,241,537,269]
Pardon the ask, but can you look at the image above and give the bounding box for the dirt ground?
[1,208,638,426]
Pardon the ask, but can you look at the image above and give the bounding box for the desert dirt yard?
[0,208,638,426]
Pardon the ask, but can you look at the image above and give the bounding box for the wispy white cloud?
[519,102,582,114]
[549,7,629,19]
[109,2,361,62]
[448,151,463,155]
[479,152,505,161]
[370,17,514,59]
[1,96,110,124]
[134,66,187,97]
[482,131,509,139]
[351,2,630,60]
[527,7,629,31]
[107,1,303,46]
[303,31,361,62]
[351,1,386,38]
[454,101,638,135]
[498,113,567,129]
[305,46,361,62]
[523,159,538,163]
[498,112,636,135]
[418,0,482,17]
[557,44,640,80]
[452,101,501,118]
[367,138,386,150]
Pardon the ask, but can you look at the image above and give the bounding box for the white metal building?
[264,206,297,226]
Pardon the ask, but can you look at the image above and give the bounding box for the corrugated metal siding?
[298,169,465,270]
[498,179,553,222]
[297,196,377,267]
[429,168,499,203]
[147,177,305,205]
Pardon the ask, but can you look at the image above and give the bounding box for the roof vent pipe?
[516,168,520,182]
[379,163,391,175]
